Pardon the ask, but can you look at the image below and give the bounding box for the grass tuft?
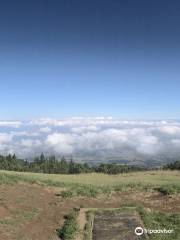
[137,207,180,240]
[154,186,177,195]
[84,211,94,240]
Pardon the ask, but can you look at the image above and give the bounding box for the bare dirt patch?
[76,208,87,240]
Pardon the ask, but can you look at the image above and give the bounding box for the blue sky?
[0,0,180,119]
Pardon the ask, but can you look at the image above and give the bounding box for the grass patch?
[0,208,40,227]
[84,211,94,240]
[0,173,19,185]
[15,196,26,204]
[137,207,180,239]
[59,186,106,198]
[20,208,40,220]
[75,186,100,198]
[60,190,74,198]
[57,208,79,240]
[0,217,17,226]
[154,185,178,195]
[0,170,180,197]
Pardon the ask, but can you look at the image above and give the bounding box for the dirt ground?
[0,183,179,240]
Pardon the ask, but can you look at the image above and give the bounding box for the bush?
[60,190,74,198]
[75,186,99,198]
[57,208,79,240]
[155,186,176,195]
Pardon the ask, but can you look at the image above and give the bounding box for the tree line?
[163,160,180,170]
[0,153,145,174]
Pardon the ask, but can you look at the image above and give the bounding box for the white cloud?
[46,133,75,154]
[20,139,42,148]
[20,139,33,147]
[0,121,22,128]
[158,126,180,135]
[0,118,180,161]
[39,127,52,133]
[171,139,180,145]
[0,133,13,144]
[71,125,99,133]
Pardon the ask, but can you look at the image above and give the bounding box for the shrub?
[60,190,74,198]
[155,186,176,195]
[75,186,99,198]
[57,208,79,240]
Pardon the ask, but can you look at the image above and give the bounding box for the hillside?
[0,170,179,239]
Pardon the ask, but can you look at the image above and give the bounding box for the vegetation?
[138,207,180,240]
[57,208,79,240]
[60,190,74,198]
[0,153,145,174]
[0,207,40,226]
[164,160,180,170]
[84,211,94,240]
[155,186,177,195]
[0,170,180,197]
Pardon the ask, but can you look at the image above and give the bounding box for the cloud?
[0,133,14,153]
[0,121,22,128]
[0,133,13,144]
[71,125,99,133]
[158,126,180,135]
[46,133,75,154]
[39,127,52,133]
[0,118,180,161]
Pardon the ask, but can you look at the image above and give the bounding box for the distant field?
[0,169,179,188]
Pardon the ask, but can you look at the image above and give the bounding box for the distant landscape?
[0,153,180,174]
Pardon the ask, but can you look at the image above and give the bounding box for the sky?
[0,0,180,119]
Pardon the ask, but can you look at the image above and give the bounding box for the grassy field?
[0,169,180,187]
[0,170,180,196]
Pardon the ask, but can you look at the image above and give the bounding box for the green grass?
[0,170,180,197]
[138,207,180,240]
[60,190,74,198]
[57,208,79,240]
[154,186,177,195]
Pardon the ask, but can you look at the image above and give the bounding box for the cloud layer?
[0,118,180,163]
